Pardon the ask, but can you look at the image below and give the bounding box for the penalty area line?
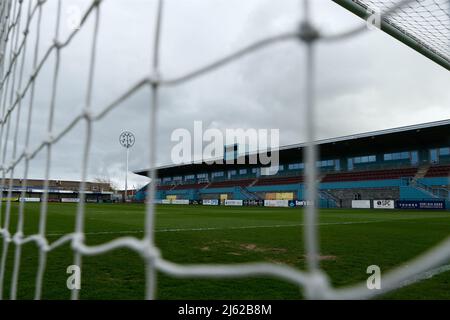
[46,219,391,237]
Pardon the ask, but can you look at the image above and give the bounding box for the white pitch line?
[398,264,450,288]
[45,219,393,237]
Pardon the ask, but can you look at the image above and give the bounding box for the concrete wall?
[327,187,399,208]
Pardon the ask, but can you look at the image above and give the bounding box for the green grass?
[0,203,449,299]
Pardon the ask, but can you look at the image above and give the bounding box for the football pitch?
[1,203,450,300]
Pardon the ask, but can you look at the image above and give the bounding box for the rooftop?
[135,119,450,177]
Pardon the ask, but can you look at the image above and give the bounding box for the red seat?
[322,167,417,182]
[425,165,450,177]
[208,179,255,188]
[173,183,207,190]
[157,185,173,190]
[254,176,303,186]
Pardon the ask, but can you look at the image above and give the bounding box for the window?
[173,176,182,181]
[288,163,303,170]
[261,166,280,176]
[430,149,438,164]
[278,165,284,171]
[227,170,237,179]
[162,177,172,183]
[384,152,410,161]
[251,167,261,176]
[335,159,341,171]
[411,151,418,165]
[197,173,207,179]
[316,160,334,167]
[184,174,195,180]
[212,171,224,177]
[349,155,376,164]
[347,158,353,171]
[270,165,282,172]
[239,169,247,175]
[440,147,450,156]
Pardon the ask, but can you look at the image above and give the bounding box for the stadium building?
[0,179,114,203]
[135,120,450,209]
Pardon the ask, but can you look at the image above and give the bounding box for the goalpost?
[0,0,448,300]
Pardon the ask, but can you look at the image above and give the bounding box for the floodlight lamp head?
[119,131,135,149]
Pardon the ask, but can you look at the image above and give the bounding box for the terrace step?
[414,165,430,180]
[203,182,211,189]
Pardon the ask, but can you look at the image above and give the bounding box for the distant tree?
[93,177,119,191]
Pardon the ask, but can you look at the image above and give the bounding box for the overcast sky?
[1,0,449,189]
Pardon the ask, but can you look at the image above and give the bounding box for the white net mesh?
[352,0,449,64]
[0,0,448,300]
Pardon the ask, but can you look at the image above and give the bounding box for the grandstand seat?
[156,185,174,191]
[173,183,208,190]
[425,164,450,177]
[322,167,417,182]
[254,176,303,186]
[207,179,255,188]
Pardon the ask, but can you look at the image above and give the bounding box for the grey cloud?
[2,0,448,189]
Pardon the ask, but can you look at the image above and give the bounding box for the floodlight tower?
[119,131,135,202]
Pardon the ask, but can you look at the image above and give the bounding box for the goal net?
[0,0,449,300]
[333,0,449,70]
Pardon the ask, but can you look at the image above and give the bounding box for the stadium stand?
[135,120,450,208]
[0,179,114,202]
[1,179,112,192]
